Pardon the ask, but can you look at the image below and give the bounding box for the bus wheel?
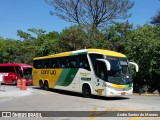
[44,81,49,91]
[82,84,91,97]
[39,80,44,89]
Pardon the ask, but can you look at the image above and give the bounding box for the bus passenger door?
[94,60,108,96]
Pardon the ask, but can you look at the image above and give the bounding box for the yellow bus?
[32,49,138,97]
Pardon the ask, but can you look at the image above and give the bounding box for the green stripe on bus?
[71,52,87,56]
[61,68,79,86]
[56,69,70,86]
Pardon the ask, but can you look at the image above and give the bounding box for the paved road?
[0,85,159,120]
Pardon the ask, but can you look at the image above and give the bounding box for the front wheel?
[82,85,91,97]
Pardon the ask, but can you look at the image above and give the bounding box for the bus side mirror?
[129,62,139,72]
[96,59,111,71]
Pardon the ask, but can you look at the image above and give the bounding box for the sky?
[0,0,160,40]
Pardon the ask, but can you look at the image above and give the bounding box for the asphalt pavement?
[0,84,31,98]
[0,84,159,99]
[0,85,159,120]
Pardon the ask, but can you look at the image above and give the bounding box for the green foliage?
[86,28,110,49]
[0,29,60,65]
[58,26,88,51]
[17,30,35,40]
[34,31,60,56]
[28,28,46,36]
[102,21,133,53]
[126,25,160,91]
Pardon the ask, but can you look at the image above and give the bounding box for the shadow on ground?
[31,86,129,101]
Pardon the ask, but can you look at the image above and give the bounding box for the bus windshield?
[23,67,32,79]
[106,56,131,85]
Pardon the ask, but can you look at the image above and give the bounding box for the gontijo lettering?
[41,70,56,75]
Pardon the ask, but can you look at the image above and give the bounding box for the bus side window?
[79,62,84,68]
[89,54,103,67]
[36,61,41,68]
[46,59,52,68]
[52,63,56,68]
[58,57,66,68]
[79,61,85,68]
[0,66,15,72]
[43,60,47,68]
[95,61,107,81]
[61,65,65,68]
[84,62,88,68]
[33,61,37,68]
[66,56,77,68]
[50,58,57,68]
[15,67,23,78]
[38,60,45,68]
[44,59,48,68]
[78,54,90,71]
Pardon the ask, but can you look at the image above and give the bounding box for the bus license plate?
[121,92,126,95]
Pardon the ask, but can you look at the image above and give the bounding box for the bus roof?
[33,49,126,60]
[0,63,32,67]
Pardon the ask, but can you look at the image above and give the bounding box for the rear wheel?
[44,81,49,91]
[39,80,44,89]
[82,85,91,97]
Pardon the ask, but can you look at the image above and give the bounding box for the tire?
[44,81,49,91]
[12,80,16,85]
[82,85,91,97]
[39,80,44,89]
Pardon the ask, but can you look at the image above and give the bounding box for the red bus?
[0,63,32,85]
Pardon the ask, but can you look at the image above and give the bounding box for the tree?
[58,25,88,51]
[17,28,46,40]
[28,28,46,37]
[17,30,34,40]
[34,31,60,56]
[87,28,110,49]
[126,25,160,92]
[103,21,133,53]
[151,10,160,26]
[0,37,7,62]
[46,0,134,29]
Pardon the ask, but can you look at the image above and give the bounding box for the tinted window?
[51,59,58,68]
[107,57,121,77]
[35,60,45,68]
[78,54,90,71]
[58,57,66,68]
[15,66,23,78]
[66,56,77,68]
[0,66,15,72]
[23,67,32,78]
[95,61,107,81]
[89,54,103,72]
[33,54,91,70]
[33,59,57,69]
